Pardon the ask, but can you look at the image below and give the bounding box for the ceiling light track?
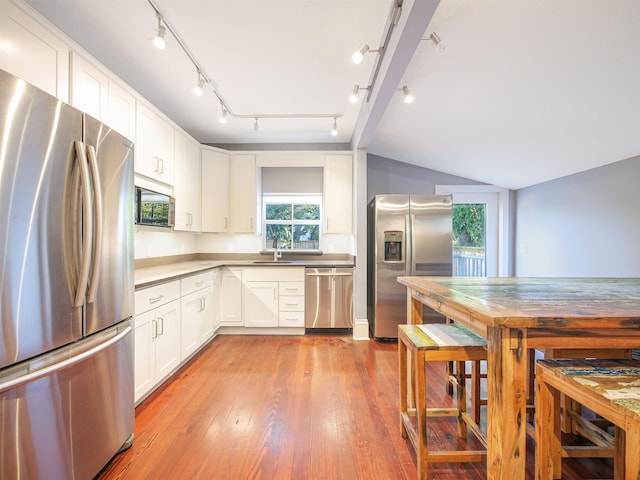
[146,0,342,136]
[352,0,403,103]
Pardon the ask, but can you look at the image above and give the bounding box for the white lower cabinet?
[134,280,181,403]
[244,281,279,327]
[180,271,215,360]
[220,269,243,326]
[242,268,305,329]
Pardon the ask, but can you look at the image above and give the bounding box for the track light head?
[426,32,446,52]
[153,15,166,50]
[219,107,228,124]
[331,117,338,137]
[349,85,360,103]
[193,74,205,96]
[402,85,414,104]
[352,44,370,64]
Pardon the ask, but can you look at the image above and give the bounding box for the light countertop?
[135,258,354,289]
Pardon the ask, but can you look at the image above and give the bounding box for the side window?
[263,195,321,251]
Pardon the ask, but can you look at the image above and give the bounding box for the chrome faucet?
[272,236,282,262]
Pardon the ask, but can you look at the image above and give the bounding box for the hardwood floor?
[97,335,613,479]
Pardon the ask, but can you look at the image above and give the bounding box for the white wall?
[134,229,198,259]
[515,155,640,277]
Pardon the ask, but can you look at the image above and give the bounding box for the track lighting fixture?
[349,85,370,103]
[424,32,446,52]
[402,85,414,104]
[219,106,228,124]
[331,118,338,137]
[193,72,205,96]
[147,2,343,135]
[352,44,381,64]
[152,14,166,50]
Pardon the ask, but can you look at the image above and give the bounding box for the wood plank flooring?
[97,335,614,479]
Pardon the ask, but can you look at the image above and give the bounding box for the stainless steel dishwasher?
[305,267,354,331]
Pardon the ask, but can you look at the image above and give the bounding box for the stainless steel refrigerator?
[0,69,135,479]
[367,194,453,340]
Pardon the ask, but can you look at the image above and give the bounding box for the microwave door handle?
[85,145,103,303]
[74,141,93,307]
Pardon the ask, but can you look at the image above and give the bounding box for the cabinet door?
[199,287,214,343]
[154,299,181,381]
[108,79,135,140]
[134,309,155,402]
[135,102,174,185]
[181,290,203,360]
[70,52,108,121]
[324,154,353,234]
[244,281,279,327]
[229,154,256,233]
[156,116,175,184]
[220,269,243,326]
[0,0,69,101]
[201,149,229,232]
[174,131,201,232]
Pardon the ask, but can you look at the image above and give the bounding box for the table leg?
[399,339,408,438]
[535,368,561,479]
[486,326,528,479]
[414,349,428,480]
[624,419,640,480]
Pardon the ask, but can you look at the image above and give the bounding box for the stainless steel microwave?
[134,186,175,228]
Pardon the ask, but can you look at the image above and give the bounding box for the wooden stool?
[536,358,640,480]
[398,323,488,479]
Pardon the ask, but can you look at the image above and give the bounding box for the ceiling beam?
[351,0,441,149]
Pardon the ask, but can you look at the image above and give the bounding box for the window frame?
[262,194,323,251]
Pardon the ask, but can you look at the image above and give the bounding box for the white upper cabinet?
[135,101,174,185]
[0,0,69,101]
[173,130,201,232]
[229,154,257,234]
[107,79,135,140]
[70,52,108,121]
[324,154,353,234]
[201,148,230,233]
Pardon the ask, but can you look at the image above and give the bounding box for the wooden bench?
[535,358,640,480]
[398,323,488,479]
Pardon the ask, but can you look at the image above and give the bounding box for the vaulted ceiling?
[25,0,640,189]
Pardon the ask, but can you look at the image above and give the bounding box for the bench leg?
[535,370,562,480]
[399,340,408,438]
[456,360,468,438]
[624,420,640,480]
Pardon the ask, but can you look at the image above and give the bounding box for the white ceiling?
[25,0,640,189]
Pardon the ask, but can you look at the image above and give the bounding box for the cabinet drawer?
[279,295,304,312]
[279,282,304,296]
[181,271,214,296]
[135,280,180,315]
[279,311,305,327]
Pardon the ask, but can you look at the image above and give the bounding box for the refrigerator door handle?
[406,214,414,275]
[74,140,93,307]
[85,145,103,303]
[0,326,132,395]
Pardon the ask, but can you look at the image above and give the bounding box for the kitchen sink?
[251,260,294,264]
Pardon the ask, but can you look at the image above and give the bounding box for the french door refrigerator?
[0,69,135,479]
[367,194,453,340]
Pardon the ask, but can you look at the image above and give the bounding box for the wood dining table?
[397,276,640,479]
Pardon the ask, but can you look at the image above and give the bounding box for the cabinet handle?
[149,294,164,304]
[284,288,297,292]
[224,217,228,229]
[285,302,298,306]
[202,297,206,310]
[152,319,157,339]
[250,217,254,229]
[157,316,164,336]
[158,157,164,174]
[153,156,159,173]
[195,281,204,287]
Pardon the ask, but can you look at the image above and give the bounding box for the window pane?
[293,204,320,220]
[266,224,293,249]
[266,204,291,220]
[294,225,319,250]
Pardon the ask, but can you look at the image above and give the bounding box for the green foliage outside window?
[453,204,485,250]
[265,199,320,250]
